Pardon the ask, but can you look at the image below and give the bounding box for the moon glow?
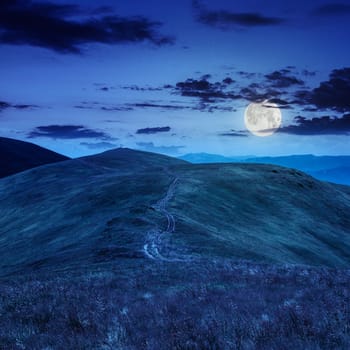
[244,101,282,137]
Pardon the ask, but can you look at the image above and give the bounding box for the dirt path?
[143,178,188,261]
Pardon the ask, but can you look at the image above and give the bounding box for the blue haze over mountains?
[179,153,350,185]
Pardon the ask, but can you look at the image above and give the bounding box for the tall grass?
[0,259,349,349]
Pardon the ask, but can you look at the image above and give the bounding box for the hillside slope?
[0,137,69,178]
[0,148,349,277]
[179,153,350,185]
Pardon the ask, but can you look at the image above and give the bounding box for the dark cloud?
[219,131,248,137]
[101,106,134,112]
[309,68,350,112]
[239,87,282,103]
[74,102,133,112]
[237,71,258,79]
[136,142,185,155]
[196,103,236,113]
[265,70,304,88]
[222,77,235,85]
[267,98,291,108]
[173,72,298,110]
[0,0,174,54]
[193,0,284,29]
[136,126,171,134]
[175,78,241,102]
[121,85,162,92]
[294,68,350,112]
[128,102,189,110]
[278,115,350,135]
[0,100,38,112]
[302,69,316,77]
[80,141,118,150]
[13,104,38,110]
[28,125,113,139]
[0,101,11,111]
[312,3,350,16]
[74,105,96,110]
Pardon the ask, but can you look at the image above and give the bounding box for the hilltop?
[0,137,69,178]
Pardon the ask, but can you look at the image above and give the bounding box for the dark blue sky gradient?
[1,0,350,157]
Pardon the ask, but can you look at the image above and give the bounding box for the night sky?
[1,0,350,157]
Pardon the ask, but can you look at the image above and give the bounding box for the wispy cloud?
[80,141,118,150]
[219,131,248,137]
[312,3,350,16]
[28,125,114,139]
[136,142,185,155]
[128,102,189,110]
[136,126,171,134]
[121,85,163,92]
[174,77,241,102]
[192,0,285,29]
[265,70,304,88]
[0,100,38,112]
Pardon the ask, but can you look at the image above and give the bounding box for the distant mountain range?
[179,153,350,186]
[0,137,69,178]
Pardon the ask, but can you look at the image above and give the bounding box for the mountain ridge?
[178,153,350,185]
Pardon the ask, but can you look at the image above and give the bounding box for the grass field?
[0,148,349,348]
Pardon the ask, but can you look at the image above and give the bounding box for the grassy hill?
[1,148,350,349]
[0,148,350,278]
[0,137,69,178]
[179,153,350,185]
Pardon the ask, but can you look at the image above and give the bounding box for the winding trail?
[143,178,187,261]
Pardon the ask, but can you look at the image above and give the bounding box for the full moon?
[244,101,282,137]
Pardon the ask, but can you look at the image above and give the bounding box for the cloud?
[121,85,162,92]
[136,126,171,134]
[75,100,189,112]
[278,114,350,135]
[175,78,241,102]
[309,68,350,112]
[302,69,316,77]
[0,100,38,112]
[28,125,113,139]
[136,142,185,155]
[219,131,248,137]
[267,98,291,109]
[239,87,282,103]
[294,68,350,112]
[0,0,174,54]
[0,101,11,111]
[222,77,235,85]
[127,102,189,110]
[265,70,304,88]
[101,106,134,112]
[237,71,258,79]
[74,102,133,112]
[196,103,236,113]
[193,0,284,29]
[80,141,118,150]
[312,3,350,16]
